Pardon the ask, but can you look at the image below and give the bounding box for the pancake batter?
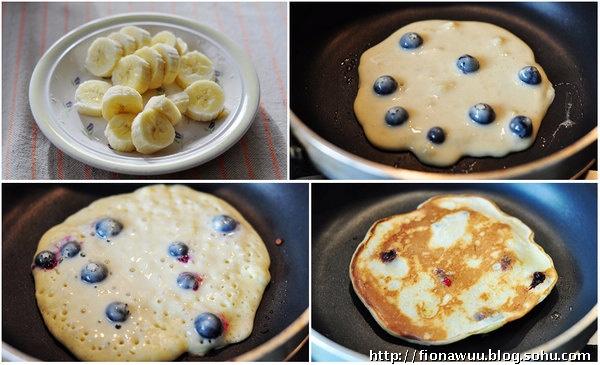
[31,185,270,360]
[354,20,555,166]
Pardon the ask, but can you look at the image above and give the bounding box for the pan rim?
[310,304,597,360]
[291,112,597,180]
[1,343,36,362]
[234,309,309,361]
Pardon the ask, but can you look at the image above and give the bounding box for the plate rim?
[29,12,260,176]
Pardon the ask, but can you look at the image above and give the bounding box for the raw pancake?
[354,20,555,166]
[32,185,270,361]
[349,195,557,345]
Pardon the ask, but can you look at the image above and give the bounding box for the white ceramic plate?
[29,13,259,175]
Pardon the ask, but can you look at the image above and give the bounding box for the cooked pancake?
[32,185,270,360]
[349,195,557,345]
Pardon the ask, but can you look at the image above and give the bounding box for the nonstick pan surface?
[311,183,597,356]
[291,2,597,174]
[2,183,309,361]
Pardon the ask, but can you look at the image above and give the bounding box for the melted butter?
[354,20,555,166]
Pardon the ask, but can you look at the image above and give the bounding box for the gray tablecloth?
[2,2,287,179]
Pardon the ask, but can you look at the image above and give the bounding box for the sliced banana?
[167,92,190,114]
[184,80,225,122]
[101,85,143,121]
[162,82,184,95]
[175,37,188,55]
[131,109,175,154]
[120,25,151,49]
[145,95,182,125]
[152,43,180,84]
[79,27,229,155]
[151,30,177,47]
[176,51,215,89]
[111,54,152,94]
[161,83,187,112]
[75,80,112,117]
[134,46,166,90]
[107,32,137,55]
[142,88,161,105]
[105,113,136,152]
[85,37,124,77]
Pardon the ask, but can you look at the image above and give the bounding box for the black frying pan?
[311,183,597,358]
[291,2,597,176]
[2,183,309,361]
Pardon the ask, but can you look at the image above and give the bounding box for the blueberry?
[399,32,423,49]
[80,262,108,283]
[509,116,533,138]
[212,215,238,233]
[194,312,223,339]
[385,107,408,126]
[468,103,496,125]
[168,242,189,258]
[95,218,123,239]
[106,302,129,322]
[518,66,541,85]
[34,250,57,269]
[373,75,397,95]
[456,55,480,74]
[529,271,546,289]
[427,127,446,144]
[380,249,397,262]
[177,272,200,290]
[500,256,512,271]
[60,241,81,258]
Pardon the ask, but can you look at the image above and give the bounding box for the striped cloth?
[2,2,287,179]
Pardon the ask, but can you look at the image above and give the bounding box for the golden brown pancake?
[350,195,557,345]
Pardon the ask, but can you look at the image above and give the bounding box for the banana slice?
[107,32,137,55]
[105,113,136,152]
[162,82,184,95]
[85,37,124,77]
[184,80,225,122]
[131,109,175,154]
[142,88,161,105]
[167,92,189,114]
[151,30,177,47]
[75,80,112,117]
[176,51,215,89]
[120,25,151,49]
[111,54,152,94]
[175,37,188,55]
[145,95,182,125]
[101,85,143,121]
[152,43,180,84]
[161,83,188,112]
[134,46,166,90]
